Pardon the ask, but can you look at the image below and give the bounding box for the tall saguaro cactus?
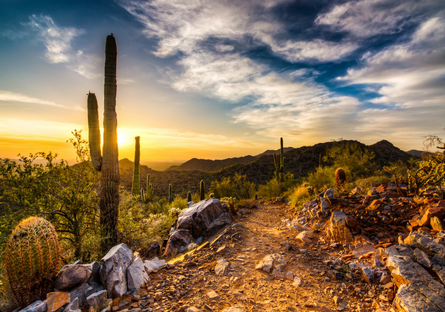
[273,137,285,183]
[132,136,140,196]
[168,184,173,203]
[88,34,120,250]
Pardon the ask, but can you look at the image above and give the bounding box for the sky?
[1,0,445,163]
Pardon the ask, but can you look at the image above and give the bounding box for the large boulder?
[55,265,91,291]
[177,199,231,237]
[100,243,133,298]
[164,199,231,255]
[127,256,149,292]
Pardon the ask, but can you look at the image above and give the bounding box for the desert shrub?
[324,141,377,180]
[287,185,311,207]
[354,175,391,190]
[0,130,99,261]
[238,199,256,209]
[170,195,188,209]
[210,173,256,199]
[305,166,335,191]
[257,172,296,200]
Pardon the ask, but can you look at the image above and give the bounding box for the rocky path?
[118,203,387,312]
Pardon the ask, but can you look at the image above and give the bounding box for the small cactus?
[200,180,205,201]
[335,168,346,189]
[273,138,285,182]
[132,136,140,196]
[5,217,61,306]
[187,191,192,202]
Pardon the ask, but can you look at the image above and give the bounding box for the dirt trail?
[123,203,383,312]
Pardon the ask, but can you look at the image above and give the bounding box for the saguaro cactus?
[200,180,205,201]
[273,137,285,182]
[132,136,140,196]
[141,174,153,202]
[5,217,61,306]
[187,191,192,202]
[168,184,173,203]
[88,34,120,250]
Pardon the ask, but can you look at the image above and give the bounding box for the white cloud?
[316,0,444,38]
[0,90,81,110]
[25,14,100,79]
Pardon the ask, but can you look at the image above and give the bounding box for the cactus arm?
[87,92,102,171]
[132,136,140,196]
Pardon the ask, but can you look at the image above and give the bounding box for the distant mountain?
[406,149,431,158]
[166,147,294,172]
[119,140,415,197]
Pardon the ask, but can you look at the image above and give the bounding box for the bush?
[257,172,296,200]
[287,185,310,206]
[210,173,256,200]
[305,166,335,192]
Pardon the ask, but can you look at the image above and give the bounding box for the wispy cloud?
[25,14,100,79]
[0,90,83,110]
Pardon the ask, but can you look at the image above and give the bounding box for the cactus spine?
[5,217,61,306]
[200,180,205,201]
[273,137,285,182]
[168,184,173,203]
[187,191,192,202]
[132,136,140,196]
[88,34,119,250]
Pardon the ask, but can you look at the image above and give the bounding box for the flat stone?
[19,300,47,312]
[47,292,70,312]
[431,216,444,231]
[420,207,444,227]
[296,231,313,244]
[215,258,230,276]
[144,257,166,274]
[362,267,375,284]
[221,305,244,312]
[86,290,111,312]
[380,271,391,284]
[207,290,219,300]
[413,248,433,269]
[255,255,274,273]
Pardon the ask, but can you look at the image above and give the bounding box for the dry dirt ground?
[115,203,385,312]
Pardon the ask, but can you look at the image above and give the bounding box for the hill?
[166,147,294,172]
[406,149,431,158]
[120,140,415,197]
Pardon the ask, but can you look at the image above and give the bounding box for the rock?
[319,306,333,312]
[404,232,445,261]
[385,245,414,259]
[296,231,313,244]
[320,198,330,212]
[367,199,382,211]
[47,292,71,312]
[64,298,79,312]
[68,283,90,307]
[19,300,47,312]
[350,187,361,195]
[55,264,91,291]
[215,258,230,276]
[185,307,200,312]
[367,188,377,196]
[127,255,149,292]
[394,284,443,312]
[86,262,101,285]
[255,254,284,273]
[361,267,375,284]
[413,248,433,269]
[177,199,231,238]
[431,216,444,231]
[285,272,294,280]
[143,242,160,259]
[207,290,219,299]
[100,243,133,298]
[164,229,194,255]
[86,290,111,312]
[221,305,244,312]
[329,210,353,242]
[380,271,391,284]
[144,257,166,274]
[292,276,302,287]
[420,206,444,227]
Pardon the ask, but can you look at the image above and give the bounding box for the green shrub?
[287,185,311,206]
[305,166,335,191]
[210,173,256,199]
[257,172,296,200]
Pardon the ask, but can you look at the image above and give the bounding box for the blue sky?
[1,0,445,162]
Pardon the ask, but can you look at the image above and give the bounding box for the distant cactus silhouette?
[335,168,346,189]
[132,136,140,196]
[5,217,61,306]
[168,184,173,203]
[200,180,205,201]
[274,138,286,182]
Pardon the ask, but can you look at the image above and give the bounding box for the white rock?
[100,243,133,298]
[144,257,166,274]
[127,256,149,291]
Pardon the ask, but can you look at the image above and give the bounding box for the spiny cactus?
[141,174,153,203]
[200,180,205,201]
[132,136,140,196]
[5,217,61,306]
[273,137,286,182]
[187,191,192,202]
[88,34,120,249]
[168,184,173,203]
[335,168,346,189]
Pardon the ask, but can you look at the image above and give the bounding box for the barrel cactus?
[5,217,61,306]
[335,168,346,189]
